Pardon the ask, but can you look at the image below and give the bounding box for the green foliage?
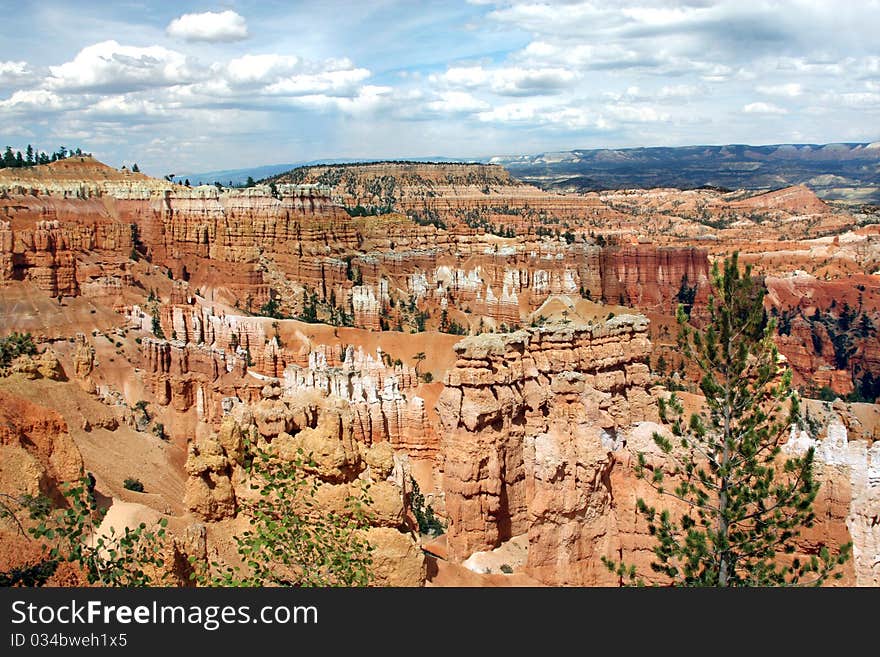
[0,559,59,586]
[123,478,145,493]
[151,423,167,440]
[150,306,165,339]
[676,274,698,319]
[409,209,446,230]
[259,296,285,319]
[848,371,880,403]
[439,309,469,335]
[344,204,393,217]
[0,144,87,169]
[200,444,373,587]
[414,310,428,333]
[408,477,444,537]
[606,253,851,586]
[654,354,668,377]
[20,493,53,520]
[0,492,54,584]
[298,287,319,323]
[27,478,168,586]
[0,332,37,367]
[817,386,838,402]
[791,305,876,378]
[134,400,150,422]
[856,313,875,338]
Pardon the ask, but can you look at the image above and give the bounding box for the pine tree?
[151,307,165,339]
[413,351,426,376]
[132,163,140,173]
[605,253,851,586]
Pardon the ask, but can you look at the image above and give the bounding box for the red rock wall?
[436,316,656,566]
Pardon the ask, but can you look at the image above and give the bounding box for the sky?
[0,0,878,175]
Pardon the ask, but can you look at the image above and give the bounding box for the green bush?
[409,477,444,537]
[123,478,145,493]
[0,332,37,367]
[26,478,168,586]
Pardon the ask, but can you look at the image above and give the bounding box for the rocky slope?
[436,317,655,576]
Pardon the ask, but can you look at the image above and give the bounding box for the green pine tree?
[151,306,165,339]
[605,253,851,586]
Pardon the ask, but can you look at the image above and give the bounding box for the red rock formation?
[728,184,830,215]
[600,245,709,312]
[0,390,84,500]
[436,316,656,568]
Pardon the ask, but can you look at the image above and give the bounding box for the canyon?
[0,156,877,586]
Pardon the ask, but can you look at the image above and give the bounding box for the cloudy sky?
[1,0,878,175]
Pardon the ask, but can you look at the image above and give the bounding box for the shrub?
[0,332,37,367]
[198,444,373,587]
[123,478,144,493]
[409,477,444,537]
[26,477,168,585]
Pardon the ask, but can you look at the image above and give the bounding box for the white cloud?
[658,84,699,98]
[0,36,381,128]
[3,0,879,171]
[46,41,198,92]
[427,91,489,114]
[0,61,32,86]
[438,65,579,96]
[828,92,880,108]
[743,101,788,115]
[0,89,77,113]
[774,57,844,76]
[223,54,301,85]
[166,10,249,43]
[518,40,651,70]
[607,104,669,123]
[86,95,166,118]
[756,82,803,97]
[293,85,393,113]
[265,67,371,97]
[477,101,541,124]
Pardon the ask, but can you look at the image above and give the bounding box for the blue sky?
[1,1,878,175]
